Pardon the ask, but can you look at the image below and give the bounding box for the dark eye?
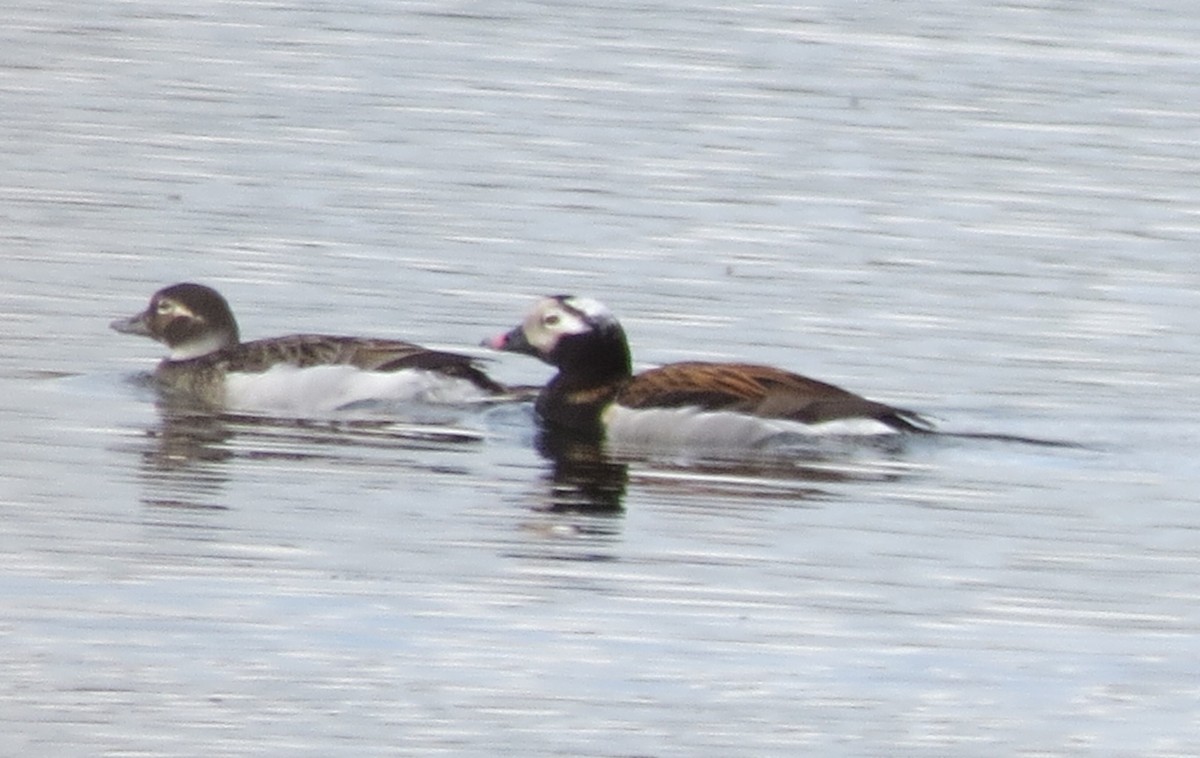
[155,299,173,314]
[543,314,561,327]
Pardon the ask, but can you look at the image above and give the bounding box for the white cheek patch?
[551,309,592,337]
[521,318,560,354]
[523,300,594,352]
[156,301,194,322]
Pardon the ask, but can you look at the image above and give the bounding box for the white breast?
[222,364,491,415]
[601,404,899,451]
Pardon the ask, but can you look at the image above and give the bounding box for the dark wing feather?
[221,335,505,393]
[617,362,932,432]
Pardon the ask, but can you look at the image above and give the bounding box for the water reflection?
[136,406,236,511]
[508,425,932,566]
[532,424,932,513]
[120,378,932,522]
[534,426,629,513]
[125,397,490,512]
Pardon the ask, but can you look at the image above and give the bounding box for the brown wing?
[221,335,505,392]
[617,361,931,431]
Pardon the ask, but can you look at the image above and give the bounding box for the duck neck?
[537,375,624,436]
[556,325,632,385]
[537,330,632,434]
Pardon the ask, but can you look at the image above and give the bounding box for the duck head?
[485,295,632,381]
[111,282,240,360]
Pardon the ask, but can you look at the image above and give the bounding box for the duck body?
[486,295,932,450]
[113,283,506,414]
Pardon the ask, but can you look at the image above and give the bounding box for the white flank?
[222,364,490,415]
[601,404,899,450]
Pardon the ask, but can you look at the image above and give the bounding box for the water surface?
[3,1,1200,755]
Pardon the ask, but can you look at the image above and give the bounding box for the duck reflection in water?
[530,420,930,517]
[535,425,629,514]
[133,402,237,511]
[129,389,490,513]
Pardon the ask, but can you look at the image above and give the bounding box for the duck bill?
[110,311,152,337]
[483,325,536,356]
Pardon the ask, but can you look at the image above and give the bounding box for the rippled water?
[4,0,1200,755]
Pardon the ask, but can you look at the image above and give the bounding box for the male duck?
[485,295,933,448]
[113,282,507,414]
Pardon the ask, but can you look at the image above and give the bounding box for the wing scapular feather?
[220,335,504,392]
[617,362,931,431]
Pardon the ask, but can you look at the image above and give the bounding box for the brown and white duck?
[112,282,508,414]
[485,295,933,449]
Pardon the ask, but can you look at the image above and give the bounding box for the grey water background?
[3,0,1200,754]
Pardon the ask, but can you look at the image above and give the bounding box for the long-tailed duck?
[113,282,508,414]
[485,295,933,449]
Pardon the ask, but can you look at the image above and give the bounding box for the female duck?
[485,295,932,449]
[113,282,507,414]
